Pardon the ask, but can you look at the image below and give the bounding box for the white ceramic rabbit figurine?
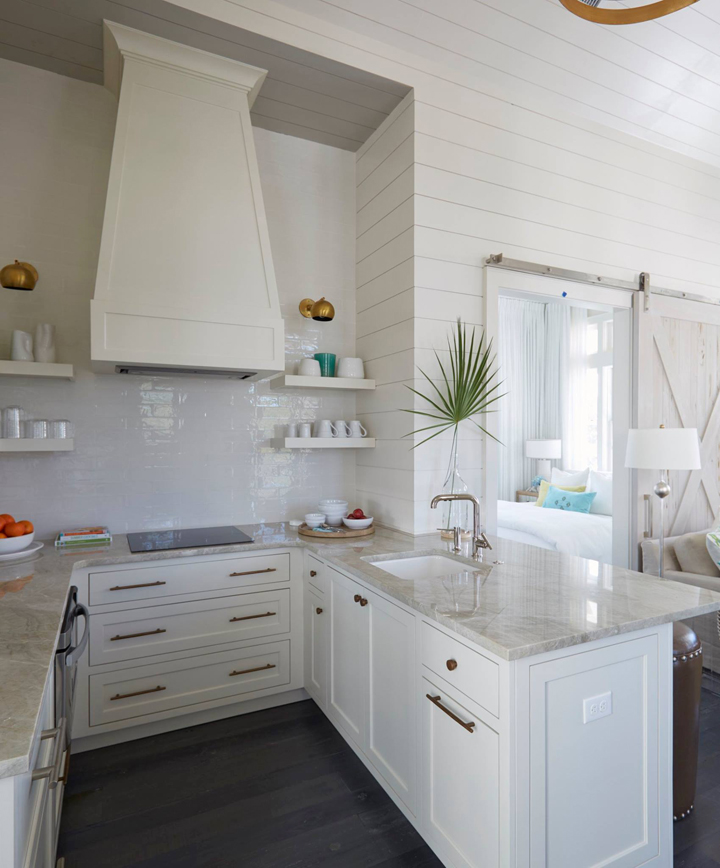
[11,330,33,361]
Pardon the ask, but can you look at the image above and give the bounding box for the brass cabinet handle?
[109,580,166,591]
[316,607,323,614]
[229,611,276,623]
[111,628,166,642]
[229,663,276,677]
[359,598,368,607]
[310,570,317,577]
[229,567,276,577]
[446,659,458,671]
[354,594,362,603]
[426,694,475,733]
[111,685,166,701]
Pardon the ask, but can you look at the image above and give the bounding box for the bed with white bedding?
[496,499,613,563]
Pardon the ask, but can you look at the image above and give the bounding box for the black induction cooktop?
[127,525,253,553]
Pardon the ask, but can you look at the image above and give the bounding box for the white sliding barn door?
[635,295,720,551]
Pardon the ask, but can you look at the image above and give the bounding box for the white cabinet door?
[305,587,328,708]
[367,590,417,814]
[328,568,368,746]
[422,676,499,868]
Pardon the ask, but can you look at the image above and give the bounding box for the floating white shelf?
[274,438,375,449]
[0,439,74,452]
[0,361,74,380]
[269,374,375,391]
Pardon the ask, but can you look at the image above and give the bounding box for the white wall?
[0,58,356,538]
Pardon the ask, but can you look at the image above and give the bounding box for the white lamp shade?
[624,427,701,471]
[526,439,562,460]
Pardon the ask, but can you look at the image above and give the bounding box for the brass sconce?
[299,297,335,322]
[0,261,38,291]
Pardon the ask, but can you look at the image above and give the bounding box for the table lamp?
[624,426,701,577]
[525,439,562,481]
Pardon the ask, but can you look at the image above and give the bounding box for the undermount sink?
[370,554,481,581]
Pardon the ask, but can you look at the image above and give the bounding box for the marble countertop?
[3,522,720,779]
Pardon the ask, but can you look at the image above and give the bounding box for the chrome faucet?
[430,493,492,560]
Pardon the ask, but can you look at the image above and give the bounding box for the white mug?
[349,420,368,438]
[333,420,350,438]
[298,422,312,438]
[298,358,321,377]
[315,419,337,438]
[287,423,298,437]
[336,357,365,379]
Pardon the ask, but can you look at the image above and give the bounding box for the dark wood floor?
[60,692,720,868]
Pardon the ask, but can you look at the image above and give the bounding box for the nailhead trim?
[673,648,702,663]
[674,804,694,822]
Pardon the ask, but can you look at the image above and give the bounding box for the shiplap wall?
[166,0,720,533]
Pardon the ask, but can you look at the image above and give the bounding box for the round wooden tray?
[298,523,375,539]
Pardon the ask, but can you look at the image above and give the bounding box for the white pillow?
[551,467,590,488]
[586,469,613,515]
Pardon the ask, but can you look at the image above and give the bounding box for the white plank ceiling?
[0,0,410,151]
[272,0,720,168]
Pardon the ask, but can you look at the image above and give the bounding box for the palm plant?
[404,319,504,532]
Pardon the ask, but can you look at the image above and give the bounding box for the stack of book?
[55,526,112,547]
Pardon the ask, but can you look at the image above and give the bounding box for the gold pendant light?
[559,0,699,25]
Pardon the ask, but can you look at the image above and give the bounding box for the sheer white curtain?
[497,298,571,501]
[562,307,589,471]
[497,298,545,500]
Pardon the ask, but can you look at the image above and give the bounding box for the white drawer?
[89,552,290,606]
[421,621,499,718]
[89,588,290,666]
[89,640,290,726]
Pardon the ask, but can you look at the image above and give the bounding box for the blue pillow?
[541,485,597,514]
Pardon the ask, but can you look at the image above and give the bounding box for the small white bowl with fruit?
[0,514,35,554]
[342,508,373,530]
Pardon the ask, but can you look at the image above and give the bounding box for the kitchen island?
[2,524,719,868]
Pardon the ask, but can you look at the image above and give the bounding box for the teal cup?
[314,353,336,377]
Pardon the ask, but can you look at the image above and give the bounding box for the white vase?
[11,330,33,361]
[34,323,56,363]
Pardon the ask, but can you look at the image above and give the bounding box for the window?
[585,313,613,471]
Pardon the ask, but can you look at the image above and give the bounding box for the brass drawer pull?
[354,594,362,603]
[359,598,368,607]
[229,567,277,577]
[316,607,323,614]
[229,611,276,623]
[111,685,166,701]
[310,570,317,577]
[111,628,166,641]
[229,663,276,677]
[426,694,475,733]
[446,659,458,671]
[109,580,166,591]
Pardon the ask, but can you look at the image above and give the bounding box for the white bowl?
[305,513,326,526]
[342,516,373,530]
[318,499,348,510]
[0,531,35,554]
[325,514,344,526]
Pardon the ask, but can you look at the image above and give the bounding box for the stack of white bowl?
[319,499,348,526]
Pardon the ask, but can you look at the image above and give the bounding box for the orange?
[0,514,14,530]
[19,520,33,534]
[4,523,25,537]
[0,533,6,539]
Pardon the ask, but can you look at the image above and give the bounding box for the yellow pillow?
[535,480,586,507]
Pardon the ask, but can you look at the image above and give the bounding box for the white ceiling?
[0,0,410,151]
[271,0,720,168]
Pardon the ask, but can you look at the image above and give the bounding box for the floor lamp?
[625,426,701,577]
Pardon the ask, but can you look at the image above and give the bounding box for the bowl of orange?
[0,515,35,554]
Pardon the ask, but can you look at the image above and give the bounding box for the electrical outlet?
[583,691,612,724]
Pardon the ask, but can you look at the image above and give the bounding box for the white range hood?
[91,22,284,379]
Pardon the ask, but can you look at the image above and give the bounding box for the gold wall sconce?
[1,261,39,291]
[299,297,335,322]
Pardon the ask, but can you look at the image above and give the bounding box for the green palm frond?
[403,319,505,448]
